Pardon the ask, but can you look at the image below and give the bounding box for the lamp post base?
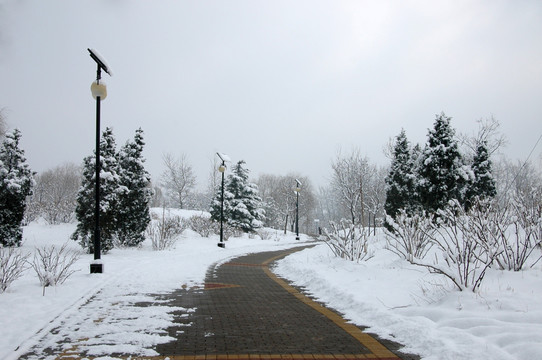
[217,242,225,248]
[90,263,104,274]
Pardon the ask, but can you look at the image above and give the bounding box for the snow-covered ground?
[1,215,541,360]
[274,237,542,360]
[1,212,310,360]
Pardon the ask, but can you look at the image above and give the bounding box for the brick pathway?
[153,246,419,360]
[18,245,419,360]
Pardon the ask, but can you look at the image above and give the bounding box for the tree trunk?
[360,175,364,227]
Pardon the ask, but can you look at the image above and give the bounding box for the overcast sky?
[1,0,541,189]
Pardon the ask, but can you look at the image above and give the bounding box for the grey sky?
[1,0,541,189]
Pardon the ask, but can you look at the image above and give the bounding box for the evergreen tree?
[211,160,264,232]
[72,128,120,253]
[0,129,34,247]
[228,161,265,232]
[115,128,152,247]
[384,129,419,219]
[210,177,234,223]
[467,140,496,204]
[418,113,472,213]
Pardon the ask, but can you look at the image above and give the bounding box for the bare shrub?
[185,213,239,241]
[414,200,501,292]
[384,210,434,262]
[257,228,280,241]
[25,163,80,225]
[0,247,29,293]
[494,200,542,271]
[30,243,80,294]
[187,214,214,237]
[323,220,374,262]
[221,222,238,241]
[147,209,186,250]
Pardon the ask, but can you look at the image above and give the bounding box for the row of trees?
[385,113,496,220]
[4,109,540,260]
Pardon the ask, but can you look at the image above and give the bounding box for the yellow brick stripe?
[261,248,399,359]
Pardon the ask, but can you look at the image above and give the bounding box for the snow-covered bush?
[415,200,501,292]
[30,243,80,294]
[384,210,434,262]
[494,200,542,271]
[146,210,186,250]
[0,246,29,293]
[257,228,280,241]
[323,220,374,262]
[187,214,214,238]
[185,214,238,241]
[221,222,238,241]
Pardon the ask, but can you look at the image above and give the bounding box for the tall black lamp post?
[88,48,112,274]
[216,152,230,248]
[294,179,302,240]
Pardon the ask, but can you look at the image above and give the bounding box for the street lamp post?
[216,152,230,248]
[88,48,112,274]
[294,179,302,240]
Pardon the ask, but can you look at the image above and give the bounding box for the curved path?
[18,246,418,359]
[154,246,418,359]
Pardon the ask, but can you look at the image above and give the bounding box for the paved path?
[154,246,418,359]
[19,246,419,360]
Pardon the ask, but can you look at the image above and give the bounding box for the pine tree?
[232,161,265,232]
[115,128,152,247]
[0,129,34,247]
[418,113,471,213]
[210,178,234,223]
[467,140,496,204]
[211,160,264,232]
[72,128,120,253]
[384,129,419,219]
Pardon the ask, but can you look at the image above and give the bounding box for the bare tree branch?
[160,153,197,209]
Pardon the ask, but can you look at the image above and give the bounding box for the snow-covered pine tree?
[467,140,496,204]
[71,128,120,253]
[224,161,265,232]
[210,177,231,222]
[384,129,420,219]
[115,128,152,247]
[0,129,34,247]
[418,113,472,213]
